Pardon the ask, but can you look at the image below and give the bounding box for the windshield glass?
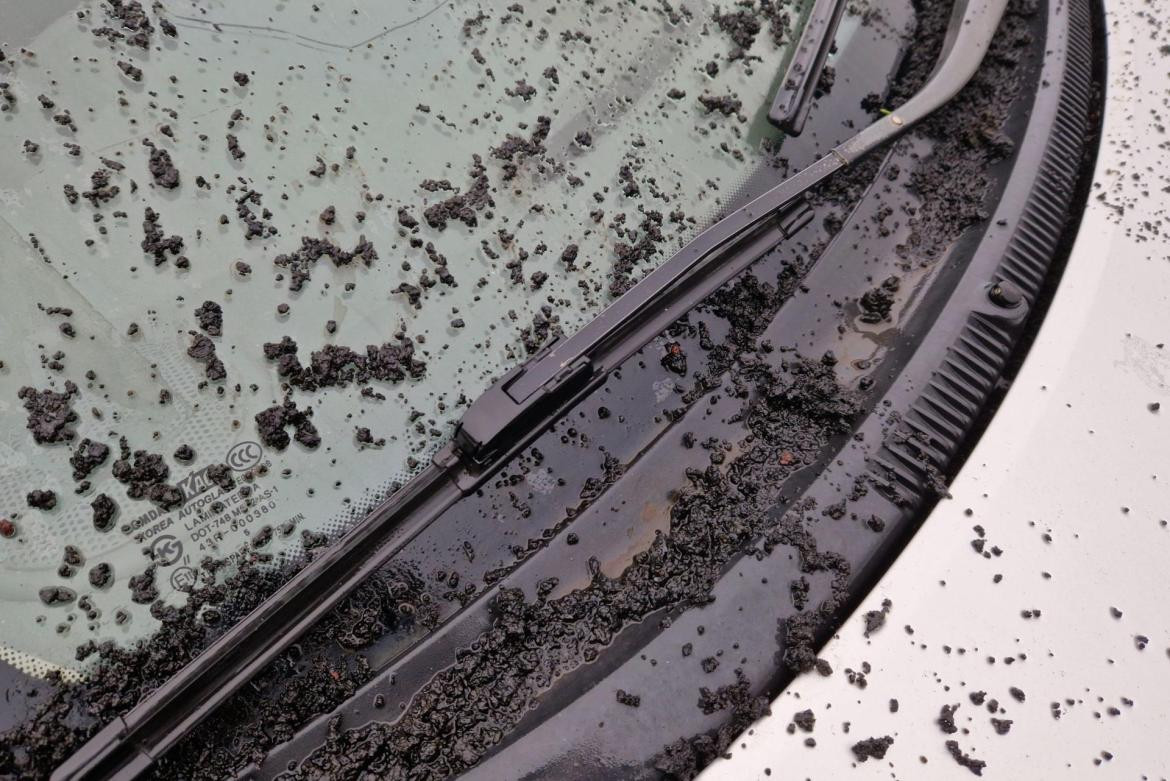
[0,0,812,675]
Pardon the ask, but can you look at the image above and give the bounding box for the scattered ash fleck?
[187,333,226,382]
[88,562,114,589]
[128,566,159,603]
[423,155,493,230]
[698,93,742,116]
[18,381,79,444]
[110,438,171,502]
[69,438,111,481]
[792,708,816,733]
[261,335,425,391]
[26,490,58,510]
[255,397,320,451]
[226,133,245,161]
[945,740,987,776]
[851,735,894,763]
[615,689,641,707]
[355,427,386,448]
[859,276,900,323]
[863,597,892,637]
[91,493,118,531]
[662,341,688,375]
[38,586,76,606]
[206,464,236,492]
[272,235,377,292]
[938,702,960,734]
[141,207,185,265]
[194,300,223,337]
[116,59,142,82]
[147,145,180,189]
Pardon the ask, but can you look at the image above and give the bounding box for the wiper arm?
[53,2,1008,778]
[453,0,1009,466]
[769,0,850,135]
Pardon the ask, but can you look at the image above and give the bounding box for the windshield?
[0,0,812,676]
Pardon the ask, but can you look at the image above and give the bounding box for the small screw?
[988,280,1024,308]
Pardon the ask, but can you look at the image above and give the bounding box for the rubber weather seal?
[767,0,849,134]
[51,2,1009,778]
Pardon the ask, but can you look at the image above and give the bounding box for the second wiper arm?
[769,0,850,134]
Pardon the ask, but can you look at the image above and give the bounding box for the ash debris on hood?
[710,0,1101,775]
[851,734,895,762]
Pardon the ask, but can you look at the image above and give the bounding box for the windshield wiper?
[769,0,850,134]
[53,2,1009,778]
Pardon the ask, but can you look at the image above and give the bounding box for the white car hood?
[705,0,1170,776]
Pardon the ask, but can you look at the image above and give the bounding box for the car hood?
[705,0,1170,776]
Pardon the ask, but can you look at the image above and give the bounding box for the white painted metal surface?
[705,0,1170,777]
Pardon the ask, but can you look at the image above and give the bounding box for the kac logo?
[225,441,263,471]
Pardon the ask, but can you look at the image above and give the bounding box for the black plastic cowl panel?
[868,0,1098,505]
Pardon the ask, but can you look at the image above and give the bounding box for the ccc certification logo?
[225,440,263,471]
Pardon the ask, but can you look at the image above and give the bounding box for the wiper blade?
[53,2,1008,778]
[769,0,850,135]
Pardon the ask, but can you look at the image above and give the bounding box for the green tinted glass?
[0,0,810,674]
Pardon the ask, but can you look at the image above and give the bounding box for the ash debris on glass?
[0,0,1052,777]
[0,556,296,778]
[261,335,425,391]
[26,490,58,511]
[69,439,111,482]
[255,397,321,451]
[18,382,79,444]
